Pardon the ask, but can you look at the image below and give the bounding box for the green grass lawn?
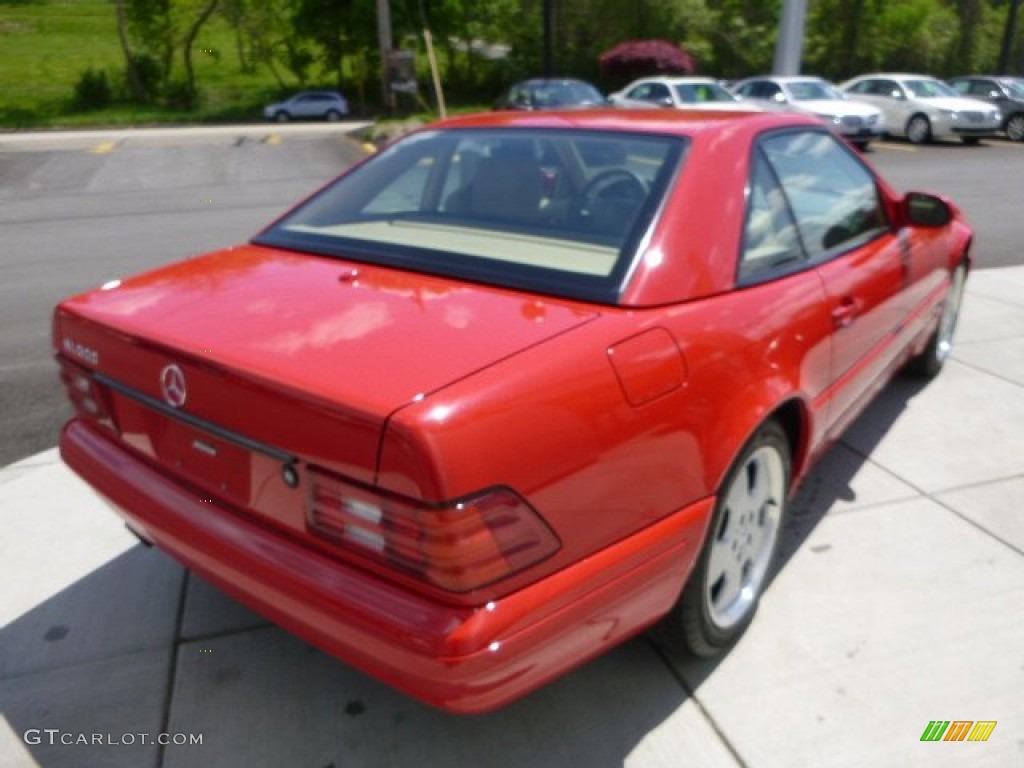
[0,0,304,128]
[0,0,490,129]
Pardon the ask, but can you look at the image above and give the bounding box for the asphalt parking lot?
[1,126,1023,468]
[1,125,1023,767]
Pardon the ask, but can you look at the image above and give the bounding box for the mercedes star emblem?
[160,364,187,408]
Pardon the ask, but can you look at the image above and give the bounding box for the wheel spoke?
[707,515,736,585]
[712,559,743,613]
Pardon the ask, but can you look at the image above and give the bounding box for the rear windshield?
[255,128,686,303]
[787,80,837,101]
[904,79,958,98]
[674,82,737,103]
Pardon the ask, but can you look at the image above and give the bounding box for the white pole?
[773,0,808,76]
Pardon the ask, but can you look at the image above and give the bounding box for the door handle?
[832,296,860,328]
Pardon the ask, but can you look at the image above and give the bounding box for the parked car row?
[264,73,1023,149]
[490,72,1024,148]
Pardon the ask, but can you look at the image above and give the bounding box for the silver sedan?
[840,73,1001,145]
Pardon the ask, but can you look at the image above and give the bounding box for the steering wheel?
[572,169,648,226]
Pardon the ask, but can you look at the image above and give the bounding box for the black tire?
[656,420,791,657]
[907,262,967,378]
[274,111,290,123]
[906,114,932,144]
[1005,113,1024,142]
[852,140,870,152]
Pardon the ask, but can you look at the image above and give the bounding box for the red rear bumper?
[60,419,710,713]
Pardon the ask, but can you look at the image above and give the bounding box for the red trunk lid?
[56,245,594,519]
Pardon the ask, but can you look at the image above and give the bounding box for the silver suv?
[264,91,350,122]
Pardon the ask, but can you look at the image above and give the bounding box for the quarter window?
[740,153,803,281]
[759,131,888,261]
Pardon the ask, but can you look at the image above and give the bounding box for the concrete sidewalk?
[0,121,375,153]
[2,268,1022,768]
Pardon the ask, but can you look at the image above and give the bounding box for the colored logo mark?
[920,720,997,742]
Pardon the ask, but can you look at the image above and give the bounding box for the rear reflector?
[57,357,115,431]
[308,467,560,593]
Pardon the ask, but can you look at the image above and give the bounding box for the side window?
[739,152,804,282]
[880,80,902,98]
[865,80,888,96]
[628,84,651,100]
[969,80,994,98]
[649,83,671,102]
[759,131,888,261]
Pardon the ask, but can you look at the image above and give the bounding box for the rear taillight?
[308,468,560,592]
[57,358,115,431]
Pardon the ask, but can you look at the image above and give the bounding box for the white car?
[731,75,884,149]
[608,77,761,112]
[840,73,1001,144]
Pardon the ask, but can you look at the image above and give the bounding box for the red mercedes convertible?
[55,110,971,713]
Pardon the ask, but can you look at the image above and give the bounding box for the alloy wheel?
[907,115,931,144]
[704,444,785,630]
[935,265,967,364]
[1006,114,1024,142]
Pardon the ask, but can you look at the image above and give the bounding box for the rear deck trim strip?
[94,371,296,464]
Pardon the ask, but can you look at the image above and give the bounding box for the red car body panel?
[54,109,973,712]
[61,419,711,713]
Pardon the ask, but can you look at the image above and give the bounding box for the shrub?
[163,79,198,111]
[72,67,112,110]
[122,53,165,104]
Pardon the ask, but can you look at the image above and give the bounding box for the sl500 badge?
[62,338,99,366]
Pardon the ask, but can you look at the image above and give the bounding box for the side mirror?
[904,192,952,227]
[659,97,674,108]
[890,89,904,100]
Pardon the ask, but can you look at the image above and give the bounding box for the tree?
[998,0,1022,72]
[293,0,378,93]
[180,0,221,109]
[952,0,985,73]
[599,39,697,84]
[115,0,222,108]
[116,0,148,102]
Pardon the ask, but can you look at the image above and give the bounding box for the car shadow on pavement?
[1,373,931,768]
[778,371,930,570]
[2,551,703,767]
